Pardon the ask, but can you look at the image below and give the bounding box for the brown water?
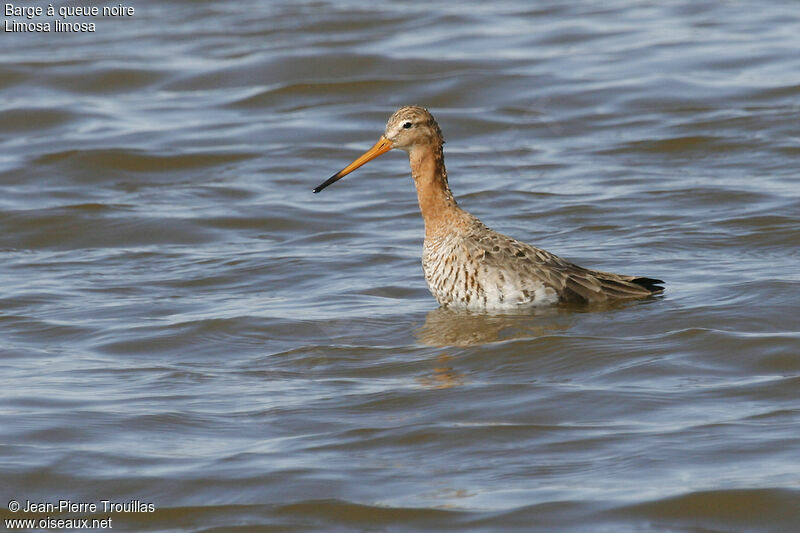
[2,1,800,532]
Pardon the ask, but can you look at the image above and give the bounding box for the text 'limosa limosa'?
[313,106,664,311]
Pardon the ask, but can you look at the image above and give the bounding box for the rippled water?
[2,1,800,531]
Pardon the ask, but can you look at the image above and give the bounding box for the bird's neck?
[408,143,462,238]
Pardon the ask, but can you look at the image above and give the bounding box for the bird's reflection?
[413,300,659,389]
[416,352,465,389]
[415,306,575,347]
[413,307,575,389]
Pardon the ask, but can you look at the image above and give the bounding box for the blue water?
[2,1,799,531]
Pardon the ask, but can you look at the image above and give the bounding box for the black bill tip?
[312,173,342,194]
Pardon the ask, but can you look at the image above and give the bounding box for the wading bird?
[314,106,663,311]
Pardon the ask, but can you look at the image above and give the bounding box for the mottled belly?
[422,251,559,311]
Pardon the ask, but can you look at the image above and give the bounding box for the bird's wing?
[466,224,663,304]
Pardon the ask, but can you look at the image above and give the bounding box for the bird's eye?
[403,122,412,129]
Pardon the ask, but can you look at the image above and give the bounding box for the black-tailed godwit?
[314,106,664,311]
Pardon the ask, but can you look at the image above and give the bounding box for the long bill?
[313,136,393,193]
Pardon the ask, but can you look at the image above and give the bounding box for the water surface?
[2,1,799,531]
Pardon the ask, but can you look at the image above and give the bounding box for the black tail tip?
[633,277,665,293]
